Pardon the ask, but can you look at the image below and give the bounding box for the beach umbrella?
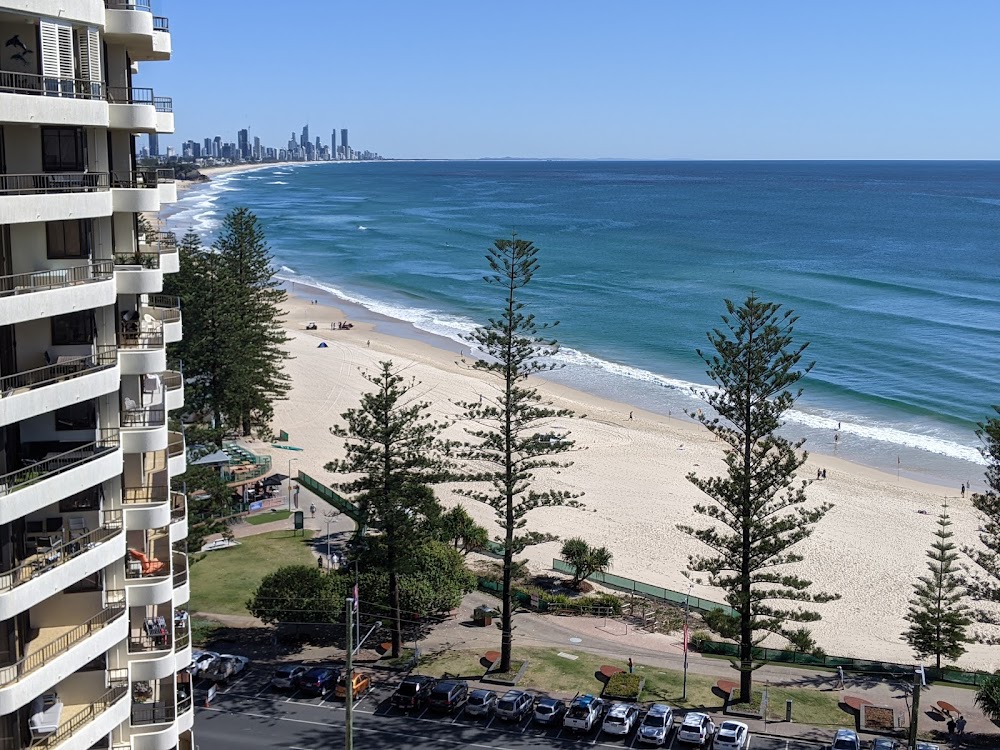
[262,473,289,487]
[318,341,328,348]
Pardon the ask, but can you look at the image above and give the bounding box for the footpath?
[198,481,995,747]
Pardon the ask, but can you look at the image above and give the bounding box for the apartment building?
[0,2,192,749]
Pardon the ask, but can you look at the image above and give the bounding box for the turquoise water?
[166,160,1000,488]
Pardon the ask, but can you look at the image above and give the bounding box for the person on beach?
[822,469,827,479]
[834,432,839,444]
[628,411,633,420]
[961,483,965,498]
[817,468,822,480]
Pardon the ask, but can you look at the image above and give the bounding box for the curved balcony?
[128,624,175,682]
[0,260,115,326]
[0,590,126,715]
[0,346,119,428]
[144,296,182,343]
[169,492,187,543]
[172,551,189,606]
[139,230,178,273]
[130,706,179,750]
[117,326,166,376]
[154,98,174,134]
[111,170,160,213]
[0,172,111,225]
[152,17,172,61]
[123,487,171,530]
[0,431,122,525]
[177,694,194,734]
[167,432,186,476]
[174,618,191,675]
[121,406,167,454]
[0,71,107,127]
[163,371,184,411]
[114,250,164,295]
[107,87,157,132]
[0,510,124,621]
[124,548,172,606]
[42,679,130,750]
[155,168,177,205]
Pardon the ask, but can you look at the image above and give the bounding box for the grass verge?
[189,530,316,616]
[246,510,292,525]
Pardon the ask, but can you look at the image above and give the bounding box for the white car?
[203,654,250,682]
[189,650,219,677]
[676,712,716,746]
[714,720,749,750]
[602,703,639,736]
[563,695,605,732]
[637,703,674,746]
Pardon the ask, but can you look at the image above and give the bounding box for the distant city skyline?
[135,1,1000,160]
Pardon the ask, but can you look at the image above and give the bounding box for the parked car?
[203,654,249,683]
[271,664,306,691]
[914,744,940,750]
[297,667,339,696]
[494,690,533,721]
[831,729,861,750]
[465,689,499,718]
[390,675,436,711]
[189,650,218,678]
[602,703,640,736]
[871,740,899,750]
[427,680,469,713]
[563,694,606,732]
[533,698,566,726]
[335,671,371,700]
[676,712,716,746]
[637,703,674,746]
[714,720,749,750]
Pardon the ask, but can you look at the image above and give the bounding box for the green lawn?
[245,510,292,525]
[418,647,851,727]
[189,530,316,616]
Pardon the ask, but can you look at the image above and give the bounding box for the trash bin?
[474,606,494,627]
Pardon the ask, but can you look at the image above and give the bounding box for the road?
[192,666,829,750]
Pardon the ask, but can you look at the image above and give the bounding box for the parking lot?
[194,663,830,750]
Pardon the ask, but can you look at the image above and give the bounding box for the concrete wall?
[30,590,102,629]
[0,18,40,77]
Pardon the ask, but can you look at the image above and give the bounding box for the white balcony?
[0,432,122,526]
[172,552,189,606]
[151,17,172,61]
[114,258,164,295]
[0,261,116,326]
[174,620,192,675]
[122,487,170,530]
[111,170,161,213]
[124,542,172,607]
[0,173,112,225]
[0,346,119,428]
[177,695,194,734]
[163,371,184,411]
[127,625,176,681]
[42,679,130,750]
[139,230,178,273]
[142,298,182,343]
[0,590,126,715]
[155,109,174,135]
[0,513,124,621]
[0,72,107,128]
[121,405,167,454]
[167,432,186,476]
[130,717,178,750]
[117,326,166,376]
[169,492,187,543]
[104,3,154,40]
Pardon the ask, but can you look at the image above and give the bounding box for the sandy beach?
[229,288,999,670]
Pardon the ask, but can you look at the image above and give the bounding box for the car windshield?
[606,715,624,724]
[536,705,553,714]
[644,715,666,727]
[498,701,514,710]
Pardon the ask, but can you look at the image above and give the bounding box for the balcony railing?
[122,486,169,505]
[170,491,186,520]
[153,16,169,31]
[153,96,173,113]
[117,325,164,349]
[105,0,152,10]
[125,548,169,579]
[0,260,114,298]
[172,554,187,588]
[154,167,175,183]
[0,510,123,592]
[114,251,160,269]
[106,86,154,106]
[131,701,175,726]
[0,430,120,497]
[0,590,125,685]
[142,230,177,248]
[167,432,184,459]
[111,169,159,189]
[0,70,103,99]
[122,406,165,428]
[40,682,128,749]
[148,294,180,309]
[0,172,110,196]
[0,345,117,395]
[162,371,183,392]
[128,628,171,653]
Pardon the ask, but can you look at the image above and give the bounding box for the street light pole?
[287,457,298,512]
[682,579,693,701]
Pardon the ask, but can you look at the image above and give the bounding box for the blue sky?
[137,1,999,160]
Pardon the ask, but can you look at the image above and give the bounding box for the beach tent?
[317,341,328,348]
[190,449,230,466]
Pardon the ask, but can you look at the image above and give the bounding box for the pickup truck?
[563,695,605,732]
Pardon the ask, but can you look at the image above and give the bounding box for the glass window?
[46,220,91,259]
[55,402,96,431]
[51,311,95,345]
[41,127,86,172]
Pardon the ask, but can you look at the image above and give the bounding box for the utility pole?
[908,665,924,750]
[345,596,354,750]
[682,579,693,701]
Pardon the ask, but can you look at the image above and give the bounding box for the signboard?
[249,501,263,512]
[530,593,540,609]
[206,684,217,706]
[293,511,304,530]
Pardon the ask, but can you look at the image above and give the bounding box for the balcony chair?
[128,548,166,576]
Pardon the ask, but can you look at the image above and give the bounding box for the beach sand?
[239,290,999,670]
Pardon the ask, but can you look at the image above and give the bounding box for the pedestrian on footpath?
[946,717,956,739]
[627,657,633,674]
[956,715,966,736]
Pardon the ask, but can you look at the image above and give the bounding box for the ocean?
[164,160,1000,489]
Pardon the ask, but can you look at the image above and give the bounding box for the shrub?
[605,671,642,699]
[688,629,712,651]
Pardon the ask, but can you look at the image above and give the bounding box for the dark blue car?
[297,667,339,696]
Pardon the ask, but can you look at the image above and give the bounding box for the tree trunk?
[740,328,755,703]
[500,523,514,673]
[241,411,251,436]
[389,568,402,659]
[212,408,223,446]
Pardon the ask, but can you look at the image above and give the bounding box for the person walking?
[309,502,316,518]
[961,483,966,498]
[956,715,966,737]
[946,717,956,739]
[627,657,633,674]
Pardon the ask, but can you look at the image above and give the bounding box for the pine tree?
[325,361,449,657]
[213,207,290,436]
[903,504,971,668]
[678,294,838,701]
[452,234,583,673]
[964,406,1000,631]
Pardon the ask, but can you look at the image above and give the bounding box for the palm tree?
[976,674,1000,721]
[561,537,613,588]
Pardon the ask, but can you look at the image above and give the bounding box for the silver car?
[637,703,674,746]
[465,689,498,718]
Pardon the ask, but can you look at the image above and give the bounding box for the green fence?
[551,559,736,617]
[296,472,362,524]
[697,639,991,687]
